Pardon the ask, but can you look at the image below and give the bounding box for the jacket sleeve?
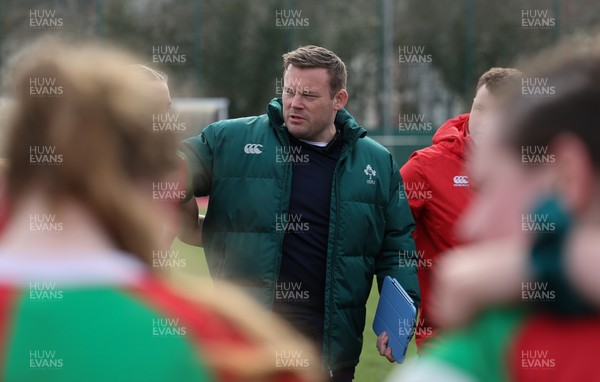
[375,155,421,308]
[176,123,218,202]
[400,152,428,222]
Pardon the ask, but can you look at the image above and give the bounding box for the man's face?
[468,84,501,146]
[282,64,347,142]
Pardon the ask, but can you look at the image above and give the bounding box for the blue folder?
[372,276,417,364]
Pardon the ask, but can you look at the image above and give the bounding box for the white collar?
[0,249,147,286]
[298,139,328,147]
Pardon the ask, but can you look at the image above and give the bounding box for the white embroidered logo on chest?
[364,165,377,185]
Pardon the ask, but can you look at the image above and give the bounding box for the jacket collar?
[267,98,367,147]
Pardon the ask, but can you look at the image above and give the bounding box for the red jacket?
[400,113,474,349]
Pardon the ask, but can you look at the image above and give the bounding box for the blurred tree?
[397,0,600,105]
[1,0,599,122]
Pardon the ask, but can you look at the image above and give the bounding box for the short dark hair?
[476,67,522,96]
[282,45,347,98]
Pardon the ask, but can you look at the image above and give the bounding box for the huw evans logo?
[29,77,63,97]
[29,146,63,165]
[29,350,63,369]
[521,146,556,165]
[152,318,187,337]
[30,214,63,232]
[152,181,186,202]
[244,144,263,154]
[400,182,433,200]
[275,78,284,95]
[521,9,556,30]
[275,282,309,302]
[275,348,310,369]
[398,46,432,65]
[275,10,310,29]
[276,146,309,164]
[399,318,432,337]
[29,9,63,29]
[399,250,432,269]
[29,282,63,301]
[152,249,186,269]
[522,282,556,302]
[153,113,187,132]
[399,114,433,133]
[521,350,556,370]
[152,45,187,65]
[521,214,556,234]
[275,77,310,96]
[275,214,309,233]
[521,77,556,97]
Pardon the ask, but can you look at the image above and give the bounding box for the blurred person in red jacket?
[395,68,522,352]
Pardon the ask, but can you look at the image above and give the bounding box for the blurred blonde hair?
[129,64,168,83]
[3,39,177,263]
[3,39,323,382]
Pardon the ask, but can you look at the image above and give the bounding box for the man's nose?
[289,92,305,109]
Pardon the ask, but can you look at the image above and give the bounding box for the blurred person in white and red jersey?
[388,35,600,381]
[388,68,521,352]
[0,39,322,382]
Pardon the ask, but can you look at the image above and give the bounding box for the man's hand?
[376,332,396,363]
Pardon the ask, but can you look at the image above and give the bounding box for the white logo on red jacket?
[453,175,469,187]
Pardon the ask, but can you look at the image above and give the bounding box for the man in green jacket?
[177,45,420,381]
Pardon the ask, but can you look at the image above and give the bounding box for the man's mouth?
[288,113,306,123]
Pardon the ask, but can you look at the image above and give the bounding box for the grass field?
[169,237,417,382]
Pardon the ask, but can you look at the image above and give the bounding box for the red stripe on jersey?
[126,276,254,382]
[510,314,600,381]
[127,277,307,382]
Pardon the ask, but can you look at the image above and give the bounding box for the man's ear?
[333,89,348,111]
[552,133,595,214]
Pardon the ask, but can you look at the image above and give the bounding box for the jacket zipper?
[325,150,349,370]
[272,127,291,308]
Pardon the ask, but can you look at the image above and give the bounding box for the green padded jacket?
[179,98,421,371]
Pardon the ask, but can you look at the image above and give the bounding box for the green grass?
[169,237,417,382]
